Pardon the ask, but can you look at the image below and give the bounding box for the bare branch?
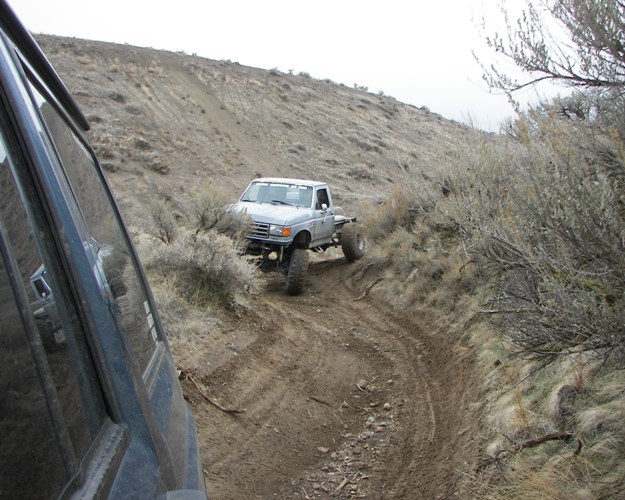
[479,0,625,95]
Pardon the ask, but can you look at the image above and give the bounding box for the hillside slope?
[36,35,480,221]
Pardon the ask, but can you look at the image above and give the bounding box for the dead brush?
[144,228,258,306]
[149,199,178,243]
[366,107,625,497]
[358,185,416,243]
[190,181,252,244]
[479,116,625,366]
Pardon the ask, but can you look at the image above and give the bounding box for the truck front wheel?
[341,223,365,261]
[285,248,309,295]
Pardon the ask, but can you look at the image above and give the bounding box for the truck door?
[312,187,334,244]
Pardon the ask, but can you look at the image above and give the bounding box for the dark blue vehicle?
[0,1,207,498]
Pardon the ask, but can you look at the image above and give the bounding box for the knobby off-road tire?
[285,248,309,295]
[341,223,365,262]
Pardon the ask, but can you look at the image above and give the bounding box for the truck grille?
[249,222,269,239]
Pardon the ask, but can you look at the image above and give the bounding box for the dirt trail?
[181,252,480,499]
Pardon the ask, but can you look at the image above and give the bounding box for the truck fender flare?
[293,230,311,249]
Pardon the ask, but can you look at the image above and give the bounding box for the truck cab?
[0,2,206,497]
[236,178,337,249]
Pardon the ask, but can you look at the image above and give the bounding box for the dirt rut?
[181,253,480,499]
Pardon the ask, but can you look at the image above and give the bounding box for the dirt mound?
[179,252,481,498]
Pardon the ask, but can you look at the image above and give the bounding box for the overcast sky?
[8,0,560,132]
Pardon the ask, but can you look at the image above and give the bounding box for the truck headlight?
[269,225,291,237]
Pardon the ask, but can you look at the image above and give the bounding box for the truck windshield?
[241,182,313,208]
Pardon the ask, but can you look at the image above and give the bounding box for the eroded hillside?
[36,35,479,222]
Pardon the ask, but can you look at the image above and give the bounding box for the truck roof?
[252,177,327,188]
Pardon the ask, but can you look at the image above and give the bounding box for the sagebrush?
[363,90,625,497]
[144,229,258,306]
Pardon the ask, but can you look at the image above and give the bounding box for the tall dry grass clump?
[361,93,625,497]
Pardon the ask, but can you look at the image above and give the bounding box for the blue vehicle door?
[0,2,206,497]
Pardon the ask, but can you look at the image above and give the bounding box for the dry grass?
[463,355,625,499]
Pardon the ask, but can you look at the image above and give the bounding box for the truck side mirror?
[321,203,328,212]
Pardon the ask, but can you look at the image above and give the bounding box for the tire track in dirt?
[183,253,478,499]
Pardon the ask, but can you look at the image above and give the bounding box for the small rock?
[357,379,368,389]
[352,446,362,455]
[357,432,373,441]
[375,426,385,433]
[318,447,329,454]
[383,402,392,411]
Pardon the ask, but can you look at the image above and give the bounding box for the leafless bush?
[149,199,178,243]
[368,102,625,367]
[454,102,625,367]
[191,182,251,243]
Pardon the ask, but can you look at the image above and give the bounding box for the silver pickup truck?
[231,178,365,294]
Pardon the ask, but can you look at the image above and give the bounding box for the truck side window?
[316,188,329,210]
[27,81,160,374]
[0,134,106,497]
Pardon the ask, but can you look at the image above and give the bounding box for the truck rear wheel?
[285,248,309,295]
[341,223,365,261]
